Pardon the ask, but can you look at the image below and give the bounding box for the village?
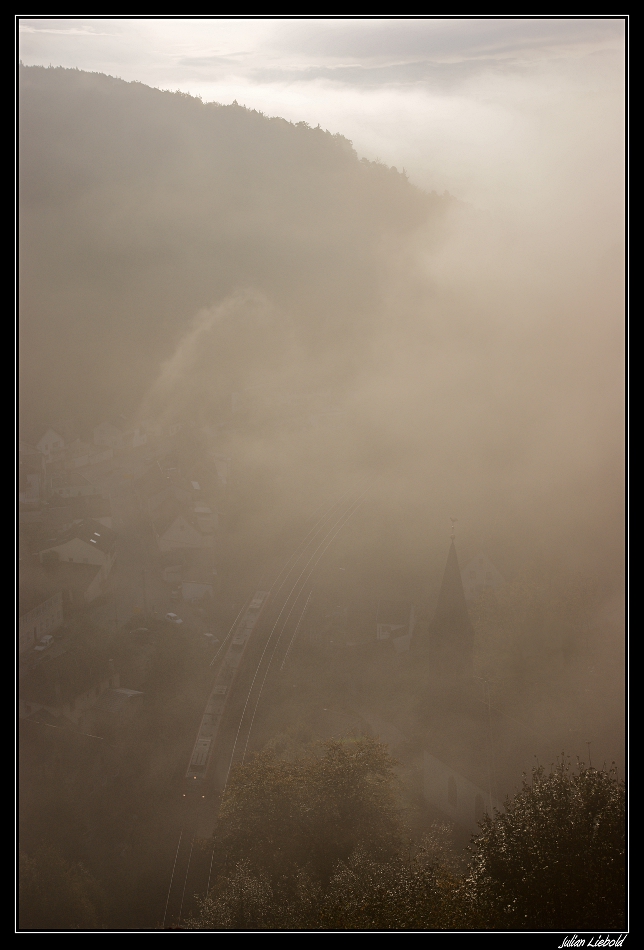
[18,401,512,843]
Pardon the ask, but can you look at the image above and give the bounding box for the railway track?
[160,481,370,928]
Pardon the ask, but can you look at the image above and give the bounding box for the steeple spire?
[428,525,474,676]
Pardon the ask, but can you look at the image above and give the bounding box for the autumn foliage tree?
[188,744,625,931]
[214,736,402,884]
[466,758,626,931]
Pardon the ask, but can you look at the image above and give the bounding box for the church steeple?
[429,528,474,676]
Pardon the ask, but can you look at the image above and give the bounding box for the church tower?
[428,523,474,678]
[420,524,497,832]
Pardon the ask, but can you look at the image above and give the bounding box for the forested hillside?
[19,64,448,429]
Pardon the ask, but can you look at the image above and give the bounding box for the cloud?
[241,58,501,88]
[19,25,116,36]
[273,17,624,65]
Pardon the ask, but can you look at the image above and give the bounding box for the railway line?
[160,481,370,928]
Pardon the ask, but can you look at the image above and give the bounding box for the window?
[448,776,457,808]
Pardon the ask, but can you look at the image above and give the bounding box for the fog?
[18,19,625,931]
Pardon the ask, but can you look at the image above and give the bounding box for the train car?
[182,590,270,799]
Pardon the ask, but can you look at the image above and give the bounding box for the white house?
[49,471,100,499]
[376,602,416,652]
[423,751,498,833]
[36,427,66,459]
[461,554,506,602]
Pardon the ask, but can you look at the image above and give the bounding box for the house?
[376,601,416,652]
[63,439,114,470]
[38,519,116,583]
[48,471,100,499]
[33,420,79,459]
[92,688,144,731]
[181,564,217,602]
[19,470,42,506]
[41,495,112,535]
[422,751,498,833]
[42,561,105,608]
[461,553,505,602]
[153,501,215,552]
[93,421,123,448]
[19,657,120,730]
[35,427,66,460]
[193,505,218,534]
[18,572,64,655]
[19,443,45,504]
[64,438,93,469]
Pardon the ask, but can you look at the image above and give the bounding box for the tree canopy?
[466,758,626,931]
[187,750,626,931]
[215,736,402,884]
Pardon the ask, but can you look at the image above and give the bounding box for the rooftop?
[39,518,116,555]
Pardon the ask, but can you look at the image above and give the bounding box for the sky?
[18,17,625,223]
